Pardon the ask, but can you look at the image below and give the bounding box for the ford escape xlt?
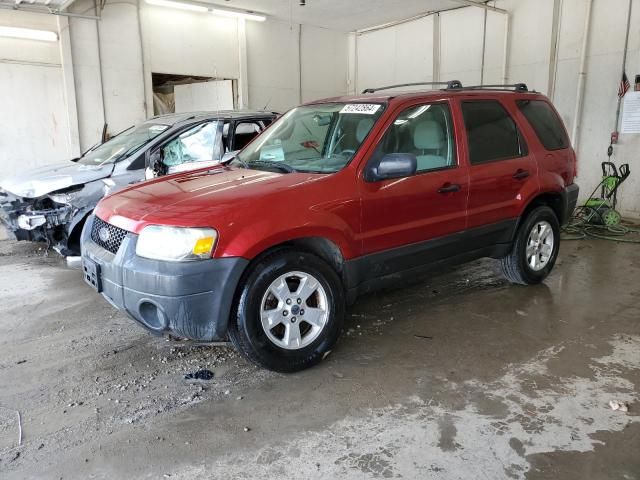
[81,82,579,372]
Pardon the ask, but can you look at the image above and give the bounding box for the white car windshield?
[78,123,169,166]
[234,103,384,173]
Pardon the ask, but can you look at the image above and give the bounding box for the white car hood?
[0,162,114,198]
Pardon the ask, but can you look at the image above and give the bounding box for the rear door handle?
[513,169,530,180]
[438,183,461,194]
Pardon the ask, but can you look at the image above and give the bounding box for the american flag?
[618,72,630,98]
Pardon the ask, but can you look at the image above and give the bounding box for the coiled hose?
[562,206,640,243]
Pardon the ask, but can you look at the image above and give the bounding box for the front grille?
[91,216,128,254]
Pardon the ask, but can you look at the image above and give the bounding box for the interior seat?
[413,120,448,170]
[356,118,374,143]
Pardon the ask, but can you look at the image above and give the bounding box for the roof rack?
[362,80,463,94]
[464,83,529,92]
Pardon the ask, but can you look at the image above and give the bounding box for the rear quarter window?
[517,100,569,151]
[461,100,527,164]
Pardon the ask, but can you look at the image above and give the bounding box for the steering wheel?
[340,149,356,157]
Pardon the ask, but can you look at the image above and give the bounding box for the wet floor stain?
[437,415,460,451]
[175,334,640,479]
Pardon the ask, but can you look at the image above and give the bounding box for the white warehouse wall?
[439,7,485,85]
[246,19,350,113]
[356,15,434,94]
[141,5,240,80]
[68,0,146,150]
[0,0,351,160]
[246,19,301,113]
[0,11,72,175]
[301,24,350,103]
[551,0,640,218]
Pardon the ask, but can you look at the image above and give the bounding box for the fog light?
[138,301,167,330]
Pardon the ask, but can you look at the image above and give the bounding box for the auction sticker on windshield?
[340,104,381,115]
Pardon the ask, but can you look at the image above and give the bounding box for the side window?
[161,121,218,167]
[374,103,456,173]
[461,101,526,164]
[233,121,263,150]
[128,153,146,170]
[517,100,569,150]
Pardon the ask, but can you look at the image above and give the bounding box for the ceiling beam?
[58,0,76,11]
[451,0,507,15]
[0,2,100,19]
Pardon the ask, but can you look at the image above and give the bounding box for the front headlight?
[48,192,77,204]
[136,226,218,262]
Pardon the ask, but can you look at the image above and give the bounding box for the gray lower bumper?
[80,215,248,341]
[562,183,580,224]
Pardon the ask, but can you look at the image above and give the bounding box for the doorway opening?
[151,73,238,115]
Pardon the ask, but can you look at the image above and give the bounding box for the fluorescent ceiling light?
[145,0,208,13]
[144,0,266,20]
[212,8,266,21]
[0,26,58,42]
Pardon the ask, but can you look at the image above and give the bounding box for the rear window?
[517,100,569,150]
[461,100,526,164]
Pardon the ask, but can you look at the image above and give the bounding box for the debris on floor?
[184,369,215,381]
[608,400,629,412]
[414,334,433,340]
[0,406,22,448]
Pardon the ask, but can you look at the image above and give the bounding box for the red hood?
[95,166,319,233]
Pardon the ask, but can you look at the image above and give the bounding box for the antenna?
[262,96,273,111]
[214,65,220,116]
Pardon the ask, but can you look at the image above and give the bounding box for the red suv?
[81,82,579,372]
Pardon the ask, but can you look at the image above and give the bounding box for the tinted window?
[373,103,456,173]
[517,100,569,150]
[462,101,525,164]
[233,121,264,150]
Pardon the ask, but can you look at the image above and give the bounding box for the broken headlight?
[48,186,83,205]
[48,192,77,204]
[136,226,218,262]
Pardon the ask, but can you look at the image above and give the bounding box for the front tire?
[501,206,560,285]
[228,249,345,372]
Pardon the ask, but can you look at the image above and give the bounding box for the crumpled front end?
[0,187,72,242]
[0,182,103,253]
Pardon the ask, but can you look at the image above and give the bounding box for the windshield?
[234,103,384,173]
[77,123,170,166]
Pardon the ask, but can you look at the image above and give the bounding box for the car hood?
[0,162,114,198]
[96,166,321,232]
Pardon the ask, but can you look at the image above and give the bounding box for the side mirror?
[365,153,417,182]
[148,149,167,177]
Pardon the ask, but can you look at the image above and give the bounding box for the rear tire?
[501,206,560,285]
[228,249,344,373]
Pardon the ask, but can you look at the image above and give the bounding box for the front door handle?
[438,183,461,194]
[513,169,530,180]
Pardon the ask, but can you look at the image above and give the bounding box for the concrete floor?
[0,238,638,479]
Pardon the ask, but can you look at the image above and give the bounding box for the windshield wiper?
[247,160,296,173]
[224,155,250,169]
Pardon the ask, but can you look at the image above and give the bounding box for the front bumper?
[80,215,248,341]
[0,188,73,242]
